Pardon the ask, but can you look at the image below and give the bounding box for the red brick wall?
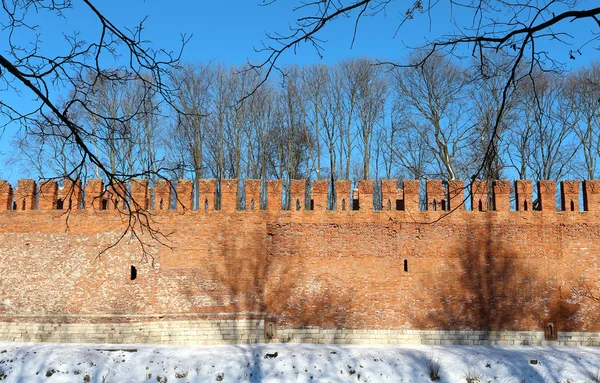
[0,178,598,336]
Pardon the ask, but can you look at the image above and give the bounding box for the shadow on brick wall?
[177,221,354,381]
[415,214,578,336]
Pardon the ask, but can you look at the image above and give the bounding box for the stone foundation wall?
[2,319,599,346]
[0,317,266,345]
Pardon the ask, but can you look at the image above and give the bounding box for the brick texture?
[0,178,599,346]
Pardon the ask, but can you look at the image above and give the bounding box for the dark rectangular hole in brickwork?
[403,259,408,272]
[396,199,404,211]
[544,322,557,340]
[57,199,64,210]
[130,265,137,281]
[352,199,359,211]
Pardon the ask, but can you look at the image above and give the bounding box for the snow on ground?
[0,342,599,382]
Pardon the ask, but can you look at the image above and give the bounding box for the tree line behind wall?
[12,53,600,208]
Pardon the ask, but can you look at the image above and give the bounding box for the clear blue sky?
[0,0,598,182]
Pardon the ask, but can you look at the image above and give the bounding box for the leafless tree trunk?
[170,63,213,206]
[391,52,472,180]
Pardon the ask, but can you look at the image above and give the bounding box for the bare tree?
[565,61,600,180]
[508,72,577,181]
[268,68,313,188]
[169,63,213,205]
[354,58,387,180]
[255,0,600,181]
[243,71,275,181]
[1,1,187,258]
[469,56,520,180]
[390,52,473,180]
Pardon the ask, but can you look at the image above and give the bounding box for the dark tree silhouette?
[0,1,188,257]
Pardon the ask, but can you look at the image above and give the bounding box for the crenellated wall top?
[0,178,596,213]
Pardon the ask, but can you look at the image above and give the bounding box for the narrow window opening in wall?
[12,201,16,210]
[403,259,408,272]
[205,199,209,211]
[524,200,528,211]
[544,322,556,340]
[250,199,255,211]
[433,199,437,211]
[296,199,301,211]
[56,199,64,210]
[570,200,575,211]
[101,199,108,210]
[441,200,447,211]
[386,199,391,211]
[21,199,26,210]
[478,199,483,212]
[342,198,346,211]
[130,265,137,281]
[159,198,164,210]
[396,199,404,210]
[310,199,314,210]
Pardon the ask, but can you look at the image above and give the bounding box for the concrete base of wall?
[1,319,599,346]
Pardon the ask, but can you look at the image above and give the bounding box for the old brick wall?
[0,178,599,345]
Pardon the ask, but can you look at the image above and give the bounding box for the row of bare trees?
[12,55,600,205]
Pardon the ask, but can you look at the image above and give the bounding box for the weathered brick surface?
[0,180,13,210]
[448,180,465,211]
[290,179,306,211]
[357,180,374,211]
[426,180,446,211]
[311,180,328,211]
[380,180,397,211]
[85,179,104,210]
[198,179,216,211]
[561,180,580,212]
[335,180,351,212]
[403,180,419,212]
[60,179,83,210]
[515,180,533,211]
[154,180,171,211]
[0,178,599,346]
[538,180,557,212]
[38,181,58,210]
[176,179,194,211]
[14,179,36,211]
[245,180,261,211]
[107,180,127,211]
[493,180,510,211]
[584,180,600,212]
[266,180,282,211]
[472,180,488,212]
[221,179,238,212]
[130,179,149,211]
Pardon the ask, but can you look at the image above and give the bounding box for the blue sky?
[1,0,598,183]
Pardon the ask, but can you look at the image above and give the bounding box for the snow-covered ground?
[0,342,599,382]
